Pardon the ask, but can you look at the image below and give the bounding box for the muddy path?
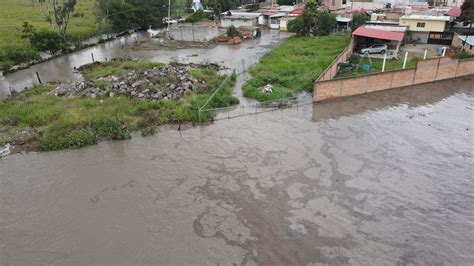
[1,77,473,265]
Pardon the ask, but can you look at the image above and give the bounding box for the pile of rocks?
[50,64,215,100]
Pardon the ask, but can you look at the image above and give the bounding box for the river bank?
[1,77,472,264]
[0,60,237,153]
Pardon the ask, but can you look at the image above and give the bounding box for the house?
[269,13,286,29]
[399,14,451,44]
[336,16,352,32]
[352,25,406,58]
[278,17,295,31]
[452,33,474,53]
[220,12,261,28]
[323,0,348,11]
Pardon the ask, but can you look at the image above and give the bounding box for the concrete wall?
[221,18,257,28]
[452,33,474,54]
[314,57,474,101]
[170,24,218,42]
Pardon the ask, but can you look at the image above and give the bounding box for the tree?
[208,0,233,17]
[288,1,336,36]
[351,13,368,32]
[35,0,77,39]
[94,0,168,32]
[288,13,312,36]
[21,22,69,55]
[314,11,336,36]
[460,0,474,21]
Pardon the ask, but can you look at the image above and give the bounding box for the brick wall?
[316,40,354,82]
[314,57,474,102]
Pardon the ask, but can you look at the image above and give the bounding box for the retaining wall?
[314,57,474,102]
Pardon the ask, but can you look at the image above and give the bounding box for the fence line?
[198,70,235,121]
[199,95,314,122]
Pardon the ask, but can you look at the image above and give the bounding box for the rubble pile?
[50,63,219,100]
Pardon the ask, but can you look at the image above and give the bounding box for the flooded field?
[0,29,290,98]
[1,77,473,265]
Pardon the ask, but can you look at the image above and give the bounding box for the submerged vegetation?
[243,34,351,102]
[0,61,237,152]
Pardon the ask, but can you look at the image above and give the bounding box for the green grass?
[0,0,98,70]
[335,57,419,78]
[242,34,351,102]
[0,62,238,151]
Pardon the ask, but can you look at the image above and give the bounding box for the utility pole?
[167,0,171,37]
[461,20,472,52]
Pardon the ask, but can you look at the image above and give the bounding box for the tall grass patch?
[243,34,351,101]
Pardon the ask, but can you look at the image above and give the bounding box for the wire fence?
[198,70,236,122]
[200,95,314,122]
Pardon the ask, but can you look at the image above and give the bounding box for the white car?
[360,44,388,54]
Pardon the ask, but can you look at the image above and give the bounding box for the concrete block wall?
[314,57,474,102]
[169,24,218,42]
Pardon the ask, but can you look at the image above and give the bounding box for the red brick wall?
[456,59,474,77]
[314,57,474,102]
[317,41,354,82]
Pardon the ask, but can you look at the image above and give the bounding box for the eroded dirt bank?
[0,77,473,265]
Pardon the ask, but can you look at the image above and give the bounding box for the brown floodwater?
[1,77,473,265]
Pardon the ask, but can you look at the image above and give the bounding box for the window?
[342,0,347,4]
[416,22,425,28]
[332,0,335,5]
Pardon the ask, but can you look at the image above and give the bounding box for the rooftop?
[353,26,405,42]
[400,15,450,21]
[458,35,474,46]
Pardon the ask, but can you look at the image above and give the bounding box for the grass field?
[335,57,419,78]
[0,0,97,70]
[0,61,238,151]
[242,34,351,102]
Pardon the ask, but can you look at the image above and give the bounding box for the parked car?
[360,44,388,54]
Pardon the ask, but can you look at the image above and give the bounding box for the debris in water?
[0,143,11,158]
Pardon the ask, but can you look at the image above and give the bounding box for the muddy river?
[1,77,473,265]
[0,29,290,99]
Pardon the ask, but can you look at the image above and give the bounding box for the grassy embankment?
[0,61,238,151]
[335,57,419,78]
[0,0,97,70]
[242,34,351,102]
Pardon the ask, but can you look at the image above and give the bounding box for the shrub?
[38,128,97,151]
[0,45,40,70]
[456,50,474,59]
[29,30,70,55]
[226,25,239,37]
[185,10,214,23]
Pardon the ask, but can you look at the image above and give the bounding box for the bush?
[0,45,40,70]
[185,10,214,23]
[28,30,70,55]
[38,128,97,151]
[226,25,239,37]
[456,50,474,59]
